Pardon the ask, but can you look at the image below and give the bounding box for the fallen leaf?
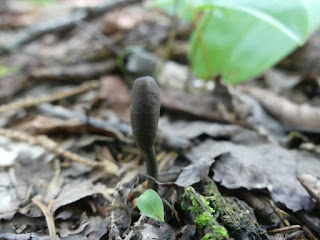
[51,179,112,214]
[159,117,267,145]
[160,89,226,122]
[188,139,320,211]
[133,223,175,240]
[59,214,109,240]
[98,76,131,123]
[298,174,320,205]
[175,157,215,187]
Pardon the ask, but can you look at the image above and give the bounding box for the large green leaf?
[152,0,320,83]
[137,189,164,222]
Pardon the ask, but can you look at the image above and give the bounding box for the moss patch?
[182,186,229,239]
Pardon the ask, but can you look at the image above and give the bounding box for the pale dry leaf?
[298,173,320,205]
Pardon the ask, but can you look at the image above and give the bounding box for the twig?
[124,214,146,240]
[267,225,301,235]
[109,184,124,240]
[0,80,99,113]
[32,196,57,240]
[0,128,100,168]
[30,60,117,82]
[38,103,133,139]
[123,216,143,240]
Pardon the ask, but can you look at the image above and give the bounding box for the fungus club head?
[130,76,160,151]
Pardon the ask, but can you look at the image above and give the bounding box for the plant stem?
[143,146,158,191]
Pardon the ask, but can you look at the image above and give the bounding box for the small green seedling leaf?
[137,189,164,222]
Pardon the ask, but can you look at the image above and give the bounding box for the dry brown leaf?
[98,76,131,123]
[161,89,227,123]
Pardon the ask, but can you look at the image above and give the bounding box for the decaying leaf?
[59,214,109,240]
[159,117,267,145]
[132,223,175,240]
[298,173,320,205]
[51,179,113,214]
[98,76,131,123]
[188,139,320,211]
[160,89,227,122]
[0,136,54,219]
[175,157,215,187]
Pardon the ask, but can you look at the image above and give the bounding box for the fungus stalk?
[130,76,161,191]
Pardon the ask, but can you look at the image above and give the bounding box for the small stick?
[32,196,57,240]
[0,80,99,113]
[0,128,106,169]
[267,225,301,235]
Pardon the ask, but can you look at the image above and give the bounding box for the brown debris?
[97,76,131,123]
[243,86,320,130]
[0,80,99,113]
[161,88,227,123]
[29,60,117,82]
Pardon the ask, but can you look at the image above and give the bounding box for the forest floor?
[0,0,320,239]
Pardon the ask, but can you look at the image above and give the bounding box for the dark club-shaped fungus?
[130,76,160,191]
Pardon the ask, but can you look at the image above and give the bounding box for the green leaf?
[137,189,164,222]
[152,0,320,84]
[190,0,320,83]
[150,0,194,21]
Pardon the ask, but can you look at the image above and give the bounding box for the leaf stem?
[143,146,158,191]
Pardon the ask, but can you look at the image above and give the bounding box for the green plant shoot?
[137,189,164,222]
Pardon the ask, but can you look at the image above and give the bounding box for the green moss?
[212,225,229,238]
[182,187,229,239]
[201,233,215,240]
[195,212,212,228]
